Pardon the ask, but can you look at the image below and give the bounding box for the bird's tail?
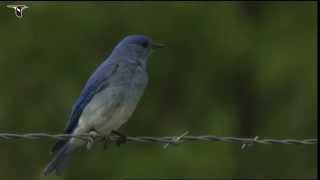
[43,142,76,176]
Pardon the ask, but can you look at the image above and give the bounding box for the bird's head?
[111,35,164,64]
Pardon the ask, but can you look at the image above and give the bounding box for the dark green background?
[0,2,317,180]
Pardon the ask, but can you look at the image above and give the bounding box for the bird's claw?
[102,135,112,150]
[86,130,98,150]
[112,130,127,146]
[115,135,127,146]
[86,130,127,149]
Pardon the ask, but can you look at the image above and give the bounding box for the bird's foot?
[102,135,113,150]
[111,130,127,146]
[86,130,99,150]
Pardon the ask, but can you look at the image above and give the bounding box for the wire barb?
[163,131,189,149]
[241,136,259,149]
[0,132,317,146]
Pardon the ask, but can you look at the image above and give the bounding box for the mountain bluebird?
[43,34,164,176]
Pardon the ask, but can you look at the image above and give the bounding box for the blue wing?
[51,61,119,153]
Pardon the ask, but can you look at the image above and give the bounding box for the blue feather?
[51,61,119,153]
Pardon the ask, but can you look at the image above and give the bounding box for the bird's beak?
[151,42,165,49]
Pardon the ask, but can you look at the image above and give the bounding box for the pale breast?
[76,63,148,136]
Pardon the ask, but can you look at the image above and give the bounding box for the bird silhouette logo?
[6,4,28,18]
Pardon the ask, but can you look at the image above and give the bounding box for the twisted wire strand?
[0,133,317,146]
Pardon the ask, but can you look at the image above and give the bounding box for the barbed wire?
[0,132,317,149]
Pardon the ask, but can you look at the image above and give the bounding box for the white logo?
[6,5,29,19]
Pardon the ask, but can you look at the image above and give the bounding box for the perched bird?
[43,35,164,176]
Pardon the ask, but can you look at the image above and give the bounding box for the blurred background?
[0,2,317,180]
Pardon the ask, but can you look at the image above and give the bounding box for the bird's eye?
[141,41,149,48]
